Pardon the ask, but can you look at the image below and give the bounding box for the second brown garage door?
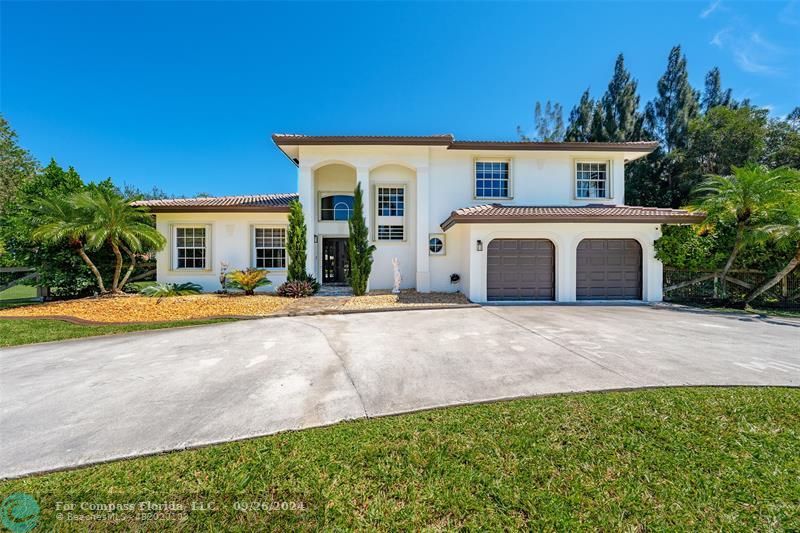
[576,239,642,300]
[487,239,555,301]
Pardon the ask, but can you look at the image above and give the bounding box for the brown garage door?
[577,239,642,300]
[487,239,555,301]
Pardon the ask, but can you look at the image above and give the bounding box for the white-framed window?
[253,227,286,269]
[575,161,610,199]
[429,233,446,255]
[319,193,354,221]
[173,225,209,270]
[376,185,405,241]
[475,159,511,199]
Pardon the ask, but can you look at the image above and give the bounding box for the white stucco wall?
[295,145,644,295]
[368,164,417,290]
[155,212,289,293]
[459,222,663,303]
[153,144,666,300]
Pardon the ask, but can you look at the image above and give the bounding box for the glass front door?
[322,238,350,284]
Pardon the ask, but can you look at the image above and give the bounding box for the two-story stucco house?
[135,134,703,303]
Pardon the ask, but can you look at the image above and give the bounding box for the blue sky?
[2,1,798,196]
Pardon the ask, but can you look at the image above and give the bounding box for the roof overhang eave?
[440,213,705,231]
[143,206,291,213]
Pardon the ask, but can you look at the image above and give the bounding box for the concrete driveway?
[1,305,798,478]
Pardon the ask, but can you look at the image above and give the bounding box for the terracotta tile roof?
[132,193,298,212]
[272,134,455,146]
[441,204,704,230]
[448,140,659,152]
[272,134,657,152]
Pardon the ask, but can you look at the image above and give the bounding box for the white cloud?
[710,28,788,76]
[701,0,722,18]
[710,28,730,47]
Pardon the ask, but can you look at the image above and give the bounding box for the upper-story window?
[575,161,610,199]
[320,194,354,221]
[475,160,511,199]
[376,186,405,241]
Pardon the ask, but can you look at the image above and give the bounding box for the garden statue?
[392,257,401,294]
[219,261,229,292]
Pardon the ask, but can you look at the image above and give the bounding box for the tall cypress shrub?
[347,183,375,296]
[286,199,307,282]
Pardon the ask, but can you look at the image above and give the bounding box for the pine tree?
[701,67,733,112]
[590,100,606,142]
[565,89,595,142]
[601,54,642,141]
[286,199,307,282]
[654,45,700,151]
[347,182,375,296]
[519,100,565,141]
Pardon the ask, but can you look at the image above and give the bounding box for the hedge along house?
[134,134,703,302]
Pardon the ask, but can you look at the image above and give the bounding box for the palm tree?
[745,184,800,305]
[33,188,165,294]
[32,196,106,292]
[687,165,798,296]
[73,188,166,292]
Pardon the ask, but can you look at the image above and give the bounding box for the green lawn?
[1,387,797,530]
[0,283,37,301]
[0,318,234,347]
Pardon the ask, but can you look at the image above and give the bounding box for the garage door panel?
[576,239,642,300]
[487,239,555,301]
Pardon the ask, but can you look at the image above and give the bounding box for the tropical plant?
[74,188,166,292]
[226,268,271,295]
[140,282,202,298]
[347,182,375,296]
[684,165,798,296]
[32,187,166,294]
[277,280,314,298]
[286,199,308,282]
[744,180,800,305]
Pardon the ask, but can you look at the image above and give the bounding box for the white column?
[415,166,430,292]
[644,228,663,302]
[560,236,577,302]
[468,226,484,302]
[298,165,315,277]
[356,166,371,291]
[356,166,371,232]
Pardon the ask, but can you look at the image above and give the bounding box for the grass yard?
[0,284,38,309]
[1,387,798,530]
[0,318,234,347]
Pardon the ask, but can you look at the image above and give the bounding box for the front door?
[322,238,350,283]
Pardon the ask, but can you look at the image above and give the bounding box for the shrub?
[140,282,202,297]
[226,268,271,295]
[277,280,315,298]
[286,200,308,282]
[348,182,375,296]
[299,273,320,294]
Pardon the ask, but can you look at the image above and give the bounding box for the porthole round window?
[429,237,444,254]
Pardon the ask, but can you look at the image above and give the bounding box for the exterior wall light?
[314,235,318,244]
[476,240,483,251]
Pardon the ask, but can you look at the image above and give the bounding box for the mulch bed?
[0,291,476,325]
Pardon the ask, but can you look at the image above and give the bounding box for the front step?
[317,284,353,297]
